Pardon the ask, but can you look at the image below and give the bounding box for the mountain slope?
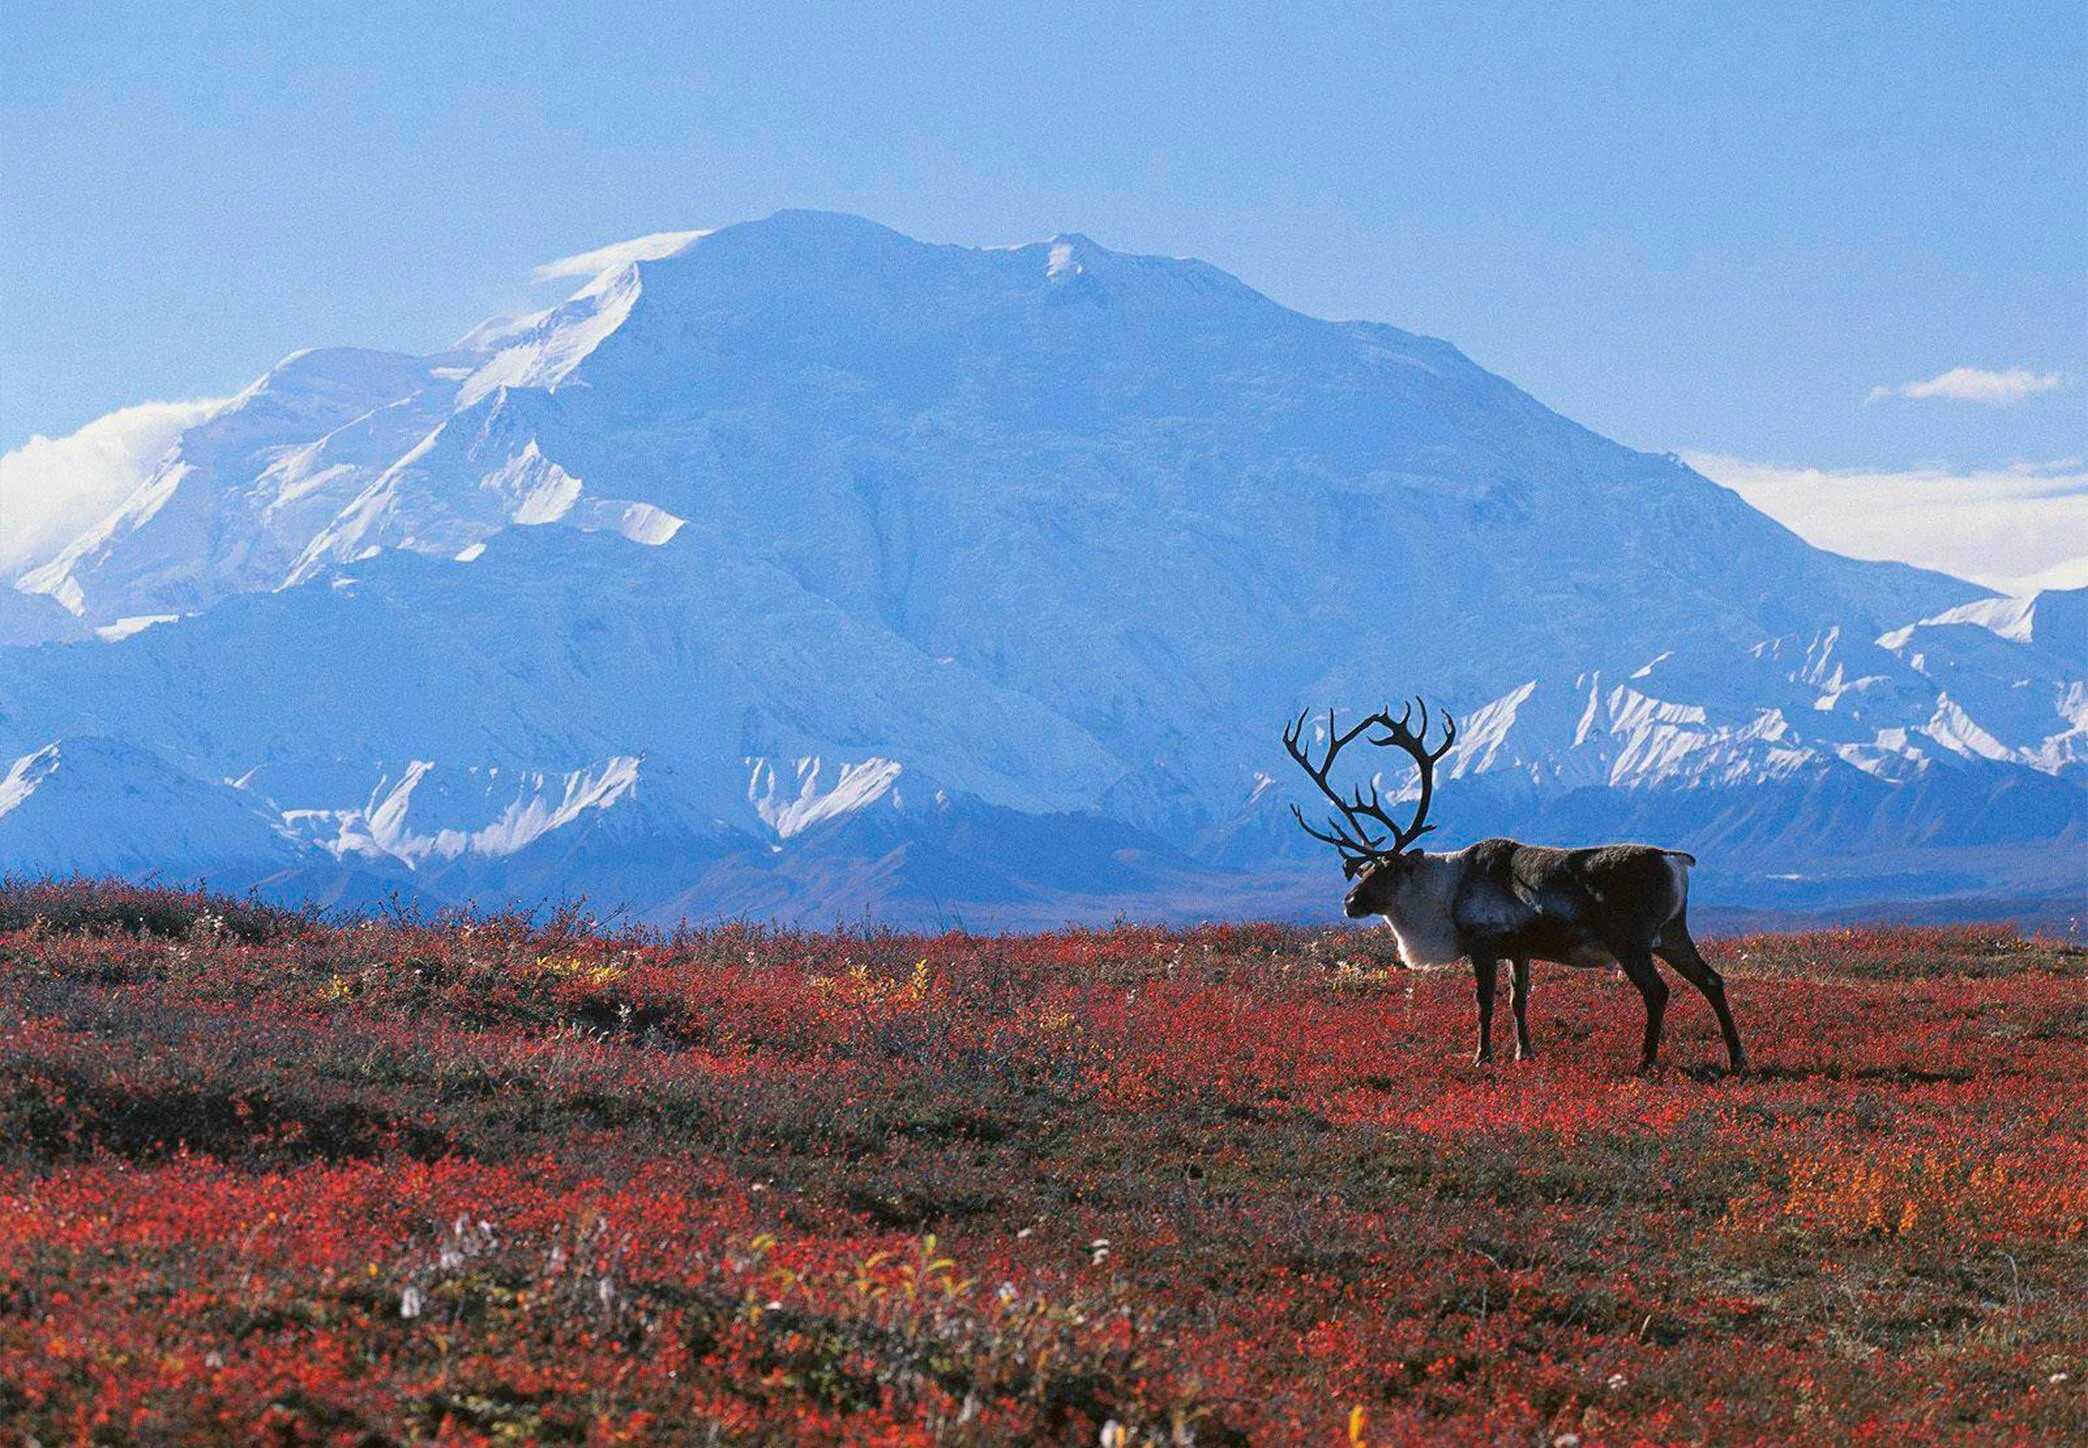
[0,738,299,881]
[2,212,2079,924]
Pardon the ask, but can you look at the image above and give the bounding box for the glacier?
[1,210,2081,926]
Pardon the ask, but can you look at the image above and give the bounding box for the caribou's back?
[1456,838,1692,967]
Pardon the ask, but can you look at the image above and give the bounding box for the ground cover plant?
[0,880,2081,1444]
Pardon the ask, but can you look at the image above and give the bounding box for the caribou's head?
[1280,699,1457,919]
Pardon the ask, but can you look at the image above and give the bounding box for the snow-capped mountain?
[3,212,2082,925]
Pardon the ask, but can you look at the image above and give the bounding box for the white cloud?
[1865,366,2070,406]
[530,230,712,285]
[1683,452,2088,596]
[2010,553,2088,593]
[0,398,224,580]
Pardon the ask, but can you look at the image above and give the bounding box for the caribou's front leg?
[1510,957,1534,1061]
[1471,954,1498,1064]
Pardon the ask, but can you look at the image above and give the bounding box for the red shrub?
[0,881,2080,1443]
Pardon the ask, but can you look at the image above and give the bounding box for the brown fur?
[1344,838,1747,1073]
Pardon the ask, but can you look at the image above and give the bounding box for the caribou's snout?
[1342,884,1373,919]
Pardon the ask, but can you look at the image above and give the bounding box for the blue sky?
[3,2,2081,490]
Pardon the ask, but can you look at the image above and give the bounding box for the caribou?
[1284,700,1747,1074]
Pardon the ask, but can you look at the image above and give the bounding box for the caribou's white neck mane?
[1379,850,1466,969]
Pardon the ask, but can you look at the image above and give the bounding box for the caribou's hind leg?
[1471,954,1498,1064]
[1509,957,1534,1061]
[1655,920,1748,1073]
[1613,947,1670,1074]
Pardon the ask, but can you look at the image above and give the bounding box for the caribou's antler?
[1281,706,1410,873]
[1281,698,1457,871]
[1364,698,1457,853]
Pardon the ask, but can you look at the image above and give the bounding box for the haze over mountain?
[3,212,2082,925]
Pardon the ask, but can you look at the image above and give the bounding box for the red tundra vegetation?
[0,878,2081,1444]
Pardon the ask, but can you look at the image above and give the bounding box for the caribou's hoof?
[1514,1047,1536,1063]
[1636,1058,1661,1077]
[1472,1050,1494,1066]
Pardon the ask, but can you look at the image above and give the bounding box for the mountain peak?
[4,212,2077,925]
[752,207,909,237]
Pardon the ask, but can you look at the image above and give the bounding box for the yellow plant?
[808,958,933,1008]
[537,955,626,988]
